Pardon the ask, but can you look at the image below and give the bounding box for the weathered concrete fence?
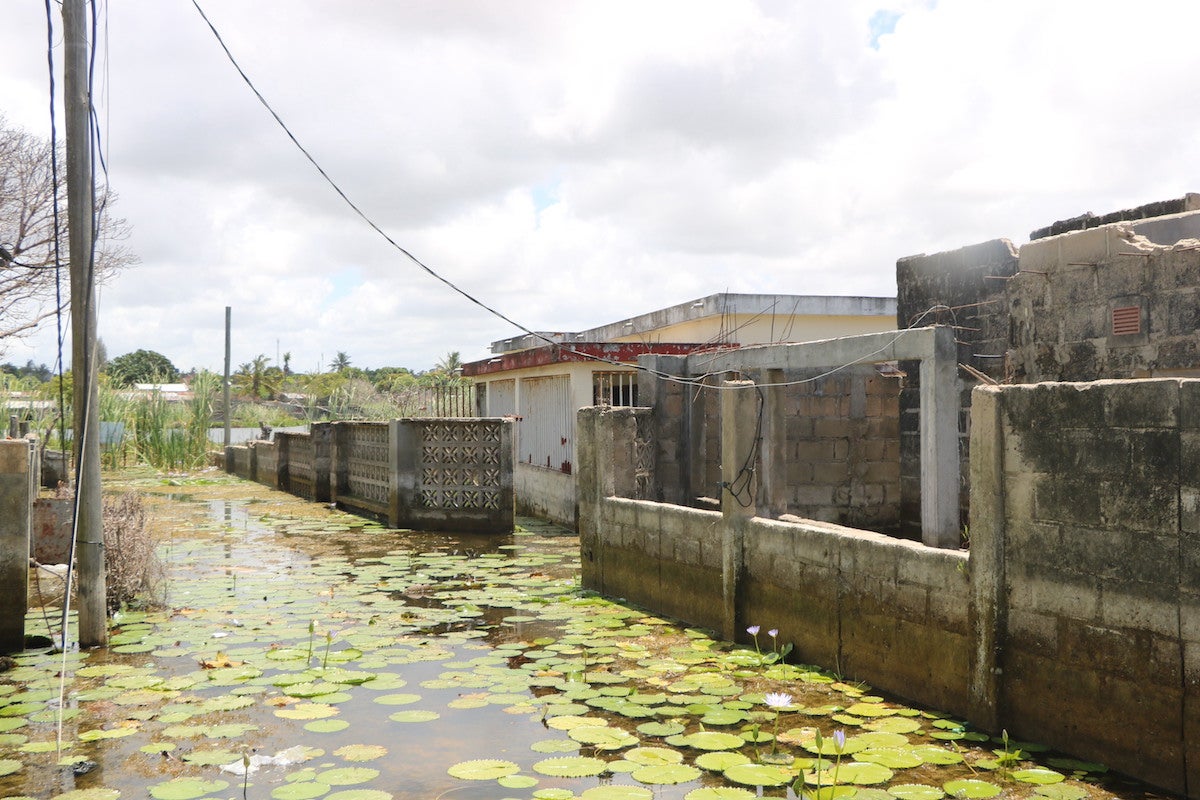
[0,439,36,653]
[227,418,514,534]
[578,378,1200,797]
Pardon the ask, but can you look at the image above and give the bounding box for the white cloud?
[4,0,1199,374]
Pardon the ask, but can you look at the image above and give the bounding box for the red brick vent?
[1111,305,1141,336]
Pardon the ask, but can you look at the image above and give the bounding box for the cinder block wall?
[641,360,902,533]
[784,368,902,532]
[1009,219,1200,382]
[578,406,973,720]
[972,379,1199,796]
[895,239,1018,537]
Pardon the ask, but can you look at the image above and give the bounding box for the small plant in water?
[746,625,761,654]
[306,618,316,664]
[800,728,847,800]
[322,628,334,669]
[762,692,792,761]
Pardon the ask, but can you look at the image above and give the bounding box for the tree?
[231,354,273,399]
[0,115,136,345]
[330,351,351,373]
[427,350,466,386]
[106,349,179,386]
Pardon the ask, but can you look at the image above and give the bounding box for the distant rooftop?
[489,292,896,354]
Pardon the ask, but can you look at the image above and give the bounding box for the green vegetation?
[107,348,180,386]
[0,350,475,470]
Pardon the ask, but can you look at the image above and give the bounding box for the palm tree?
[435,351,463,375]
[330,351,351,373]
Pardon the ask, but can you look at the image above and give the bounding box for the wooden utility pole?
[64,0,107,647]
[224,307,232,449]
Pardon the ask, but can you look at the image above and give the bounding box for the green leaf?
[889,784,946,800]
[682,789,756,800]
[942,779,1001,798]
[722,763,792,787]
[315,767,380,786]
[148,777,231,800]
[532,756,609,777]
[630,763,701,785]
[1012,768,1066,785]
[271,782,332,800]
[447,759,520,780]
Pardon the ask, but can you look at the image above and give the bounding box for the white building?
[462,293,898,526]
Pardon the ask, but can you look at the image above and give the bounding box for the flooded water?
[1,473,1160,800]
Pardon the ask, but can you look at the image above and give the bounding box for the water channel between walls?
[1,471,1160,800]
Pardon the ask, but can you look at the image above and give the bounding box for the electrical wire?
[189,1,953,398]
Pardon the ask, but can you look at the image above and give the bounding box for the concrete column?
[0,439,33,653]
[576,407,611,593]
[967,385,1006,732]
[329,423,347,507]
[312,423,332,503]
[275,434,290,494]
[389,419,411,528]
[759,369,787,518]
[720,380,758,641]
[920,326,961,548]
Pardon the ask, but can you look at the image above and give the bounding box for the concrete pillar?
[920,325,961,548]
[967,385,1006,731]
[0,439,33,653]
[389,419,410,528]
[311,423,332,503]
[720,380,758,641]
[275,434,290,494]
[329,423,348,507]
[576,407,611,593]
[759,369,787,518]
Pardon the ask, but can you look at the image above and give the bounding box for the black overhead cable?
[190,0,948,394]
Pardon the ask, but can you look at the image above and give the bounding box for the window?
[593,371,638,407]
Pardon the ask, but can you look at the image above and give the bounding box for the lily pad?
[942,779,1001,798]
[624,746,683,765]
[1012,768,1066,785]
[447,759,521,780]
[682,789,756,800]
[387,709,440,722]
[678,731,745,750]
[694,751,751,771]
[272,783,333,800]
[148,777,231,800]
[889,785,946,800]
[580,786,653,800]
[324,791,392,800]
[631,763,701,785]
[722,763,792,787]
[334,744,387,762]
[50,790,123,800]
[0,758,23,776]
[315,767,381,786]
[305,719,350,733]
[1034,786,1091,800]
[532,756,609,778]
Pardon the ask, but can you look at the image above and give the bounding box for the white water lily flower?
[763,692,793,709]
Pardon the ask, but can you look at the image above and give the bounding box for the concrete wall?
[971,379,1199,796]
[579,380,1200,796]
[515,463,576,527]
[1010,217,1200,381]
[640,359,903,533]
[0,439,33,653]
[895,206,1200,539]
[896,239,1018,535]
[578,405,972,719]
[233,419,515,534]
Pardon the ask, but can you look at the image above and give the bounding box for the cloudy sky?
[3,0,1199,375]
